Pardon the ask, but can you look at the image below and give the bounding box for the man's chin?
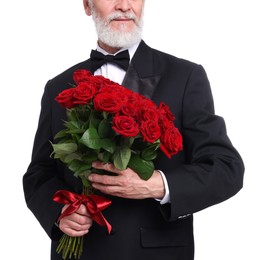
[109,23,136,34]
[96,24,142,49]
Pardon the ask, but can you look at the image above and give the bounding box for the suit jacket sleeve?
[23,82,67,240]
[160,64,244,221]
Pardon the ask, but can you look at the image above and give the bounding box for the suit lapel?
[80,59,94,74]
[122,41,161,99]
[80,41,161,99]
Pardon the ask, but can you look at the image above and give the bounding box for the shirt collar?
[96,41,141,61]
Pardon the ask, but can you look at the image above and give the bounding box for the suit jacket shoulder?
[133,40,200,76]
[45,59,92,94]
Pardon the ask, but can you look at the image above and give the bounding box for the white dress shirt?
[92,42,170,205]
[94,42,139,84]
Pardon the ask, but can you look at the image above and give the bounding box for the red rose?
[142,98,158,109]
[99,85,121,96]
[159,117,174,132]
[102,80,122,90]
[120,103,138,118]
[101,83,130,99]
[90,75,113,90]
[140,120,161,143]
[125,92,144,111]
[73,82,97,105]
[160,125,183,158]
[55,88,76,108]
[138,108,159,123]
[93,92,123,113]
[112,115,139,138]
[159,102,175,121]
[73,69,92,84]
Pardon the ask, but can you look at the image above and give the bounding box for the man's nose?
[115,0,131,12]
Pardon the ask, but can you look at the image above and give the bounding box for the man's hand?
[58,204,93,237]
[88,161,165,200]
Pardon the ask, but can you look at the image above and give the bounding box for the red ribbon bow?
[53,190,112,234]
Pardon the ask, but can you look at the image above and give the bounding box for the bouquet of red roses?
[51,69,183,259]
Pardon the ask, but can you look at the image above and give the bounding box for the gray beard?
[91,10,143,49]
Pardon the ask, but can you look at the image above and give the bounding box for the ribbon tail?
[91,212,112,234]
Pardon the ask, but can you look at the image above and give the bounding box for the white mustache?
[108,12,136,22]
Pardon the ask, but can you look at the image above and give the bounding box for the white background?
[1,0,260,259]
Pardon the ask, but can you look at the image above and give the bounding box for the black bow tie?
[90,49,130,71]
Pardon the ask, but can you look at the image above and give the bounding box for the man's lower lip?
[113,19,132,22]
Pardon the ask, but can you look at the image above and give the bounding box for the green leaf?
[141,143,160,161]
[82,152,99,164]
[67,105,91,123]
[53,153,66,162]
[54,129,68,140]
[100,138,117,153]
[68,160,92,175]
[98,119,114,138]
[132,137,149,151]
[128,154,154,180]
[125,137,135,147]
[65,120,82,131]
[66,129,85,134]
[98,151,111,163]
[63,152,82,164]
[80,127,117,153]
[51,143,77,155]
[66,108,78,121]
[113,146,131,170]
[80,128,102,149]
[89,111,101,129]
[102,111,109,119]
[78,170,92,187]
[68,160,82,173]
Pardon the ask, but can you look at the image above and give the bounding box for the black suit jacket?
[23,41,244,260]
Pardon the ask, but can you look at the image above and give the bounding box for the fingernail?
[92,162,97,167]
